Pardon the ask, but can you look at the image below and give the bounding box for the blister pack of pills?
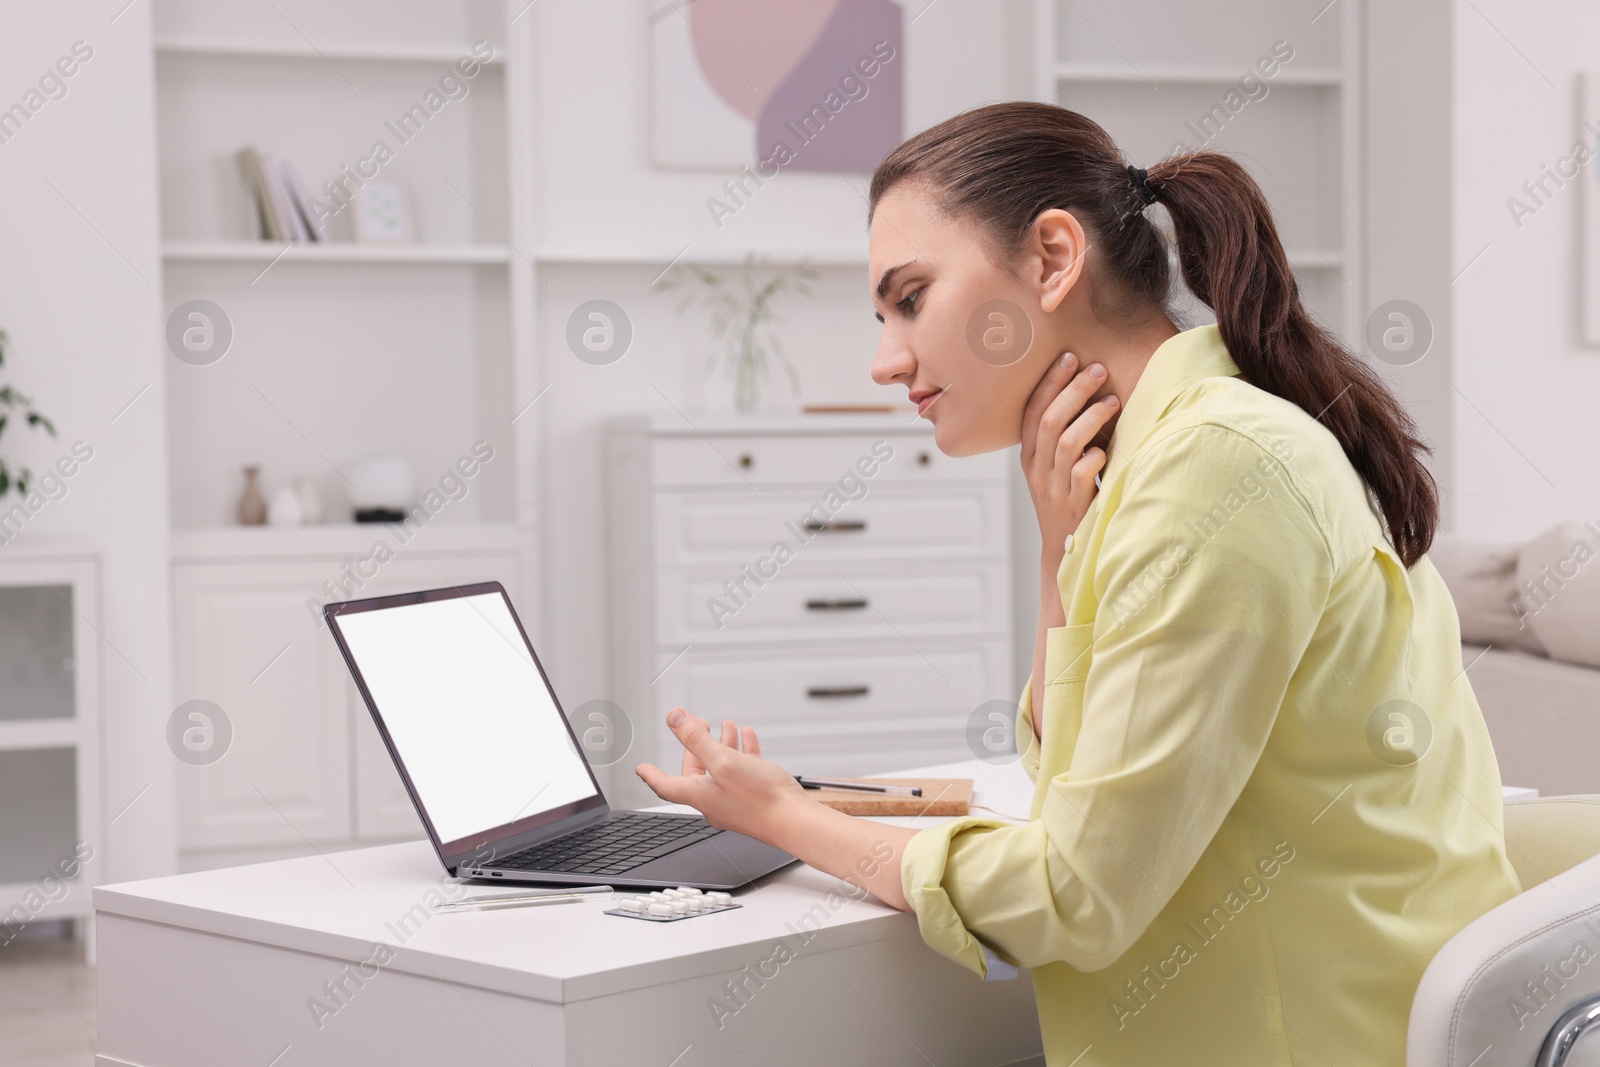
[604,886,739,922]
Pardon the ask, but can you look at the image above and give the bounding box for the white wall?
[528,0,1020,720]
[1451,0,1600,538]
[1365,0,1455,525]
[0,1,175,883]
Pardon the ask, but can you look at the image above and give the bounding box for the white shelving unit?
[0,544,102,940]
[152,0,540,536]
[152,0,544,870]
[1034,0,1363,342]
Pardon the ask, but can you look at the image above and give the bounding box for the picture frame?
[353,179,415,243]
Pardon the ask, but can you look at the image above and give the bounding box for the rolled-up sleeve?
[901,422,1334,975]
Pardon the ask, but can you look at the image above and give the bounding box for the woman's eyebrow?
[875,259,918,302]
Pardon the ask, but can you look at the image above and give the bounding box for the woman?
[636,101,1520,1065]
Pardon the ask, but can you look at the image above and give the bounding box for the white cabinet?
[606,414,1014,810]
[173,562,353,852]
[170,526,524,870]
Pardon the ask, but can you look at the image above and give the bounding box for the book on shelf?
[235,146,323,243]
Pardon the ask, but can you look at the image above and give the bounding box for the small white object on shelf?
[347,455,415,521]
[293,475,324,524]
[266,484,305,526]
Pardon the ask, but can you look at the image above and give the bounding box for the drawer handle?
[802,519,867,533]
[806,685,870,699]
[805,598,869,612]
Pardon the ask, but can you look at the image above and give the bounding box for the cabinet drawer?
[654,486,1007,567]
[657,563,1009,645]
[650,641,1011,767]
[651,433,1007,488]
[753,728,977,779]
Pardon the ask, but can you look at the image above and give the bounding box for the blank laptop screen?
[332,591,599,845]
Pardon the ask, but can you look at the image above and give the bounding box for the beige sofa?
[1459,643,1600,796]
[1431,521,1600,797]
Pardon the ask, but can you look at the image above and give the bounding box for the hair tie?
[1126,165,1158,207]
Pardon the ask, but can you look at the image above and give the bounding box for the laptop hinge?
[450,804,612,871]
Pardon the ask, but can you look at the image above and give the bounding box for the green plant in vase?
[0,328,58,501]
[659,253,818,412]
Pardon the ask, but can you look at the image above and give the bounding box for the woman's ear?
[1032,208,1089,316]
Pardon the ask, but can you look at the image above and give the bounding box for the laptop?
[323,581,796,890]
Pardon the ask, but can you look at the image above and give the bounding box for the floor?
[0,935,97,1067]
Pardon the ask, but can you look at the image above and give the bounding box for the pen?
[795,775,922,798]
[434,885,615,911]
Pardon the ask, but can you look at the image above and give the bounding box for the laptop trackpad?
[627,832,797,890]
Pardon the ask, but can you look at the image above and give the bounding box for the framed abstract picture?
[649,0,905,174]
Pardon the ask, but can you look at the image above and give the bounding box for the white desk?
[92,758,1045,1067]
[92,760,1541,1067]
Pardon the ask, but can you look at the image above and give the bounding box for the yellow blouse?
[899,324,1521,1066]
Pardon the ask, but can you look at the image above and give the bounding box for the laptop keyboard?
[492,813,724,876]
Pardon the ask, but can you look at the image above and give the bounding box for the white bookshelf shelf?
[532,246,870,267]
[170,522,526,562]
[0,719,78,753]
[161,241,513,265]
[161,242,1332,271]
[154,37,503,66]
[1053,62,1342,87]
[1287,250,1343,270]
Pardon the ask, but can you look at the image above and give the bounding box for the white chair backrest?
[1409,797,1600,1067]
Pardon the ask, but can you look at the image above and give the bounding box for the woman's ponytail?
[1146,153,1437,566]
[869,102,1439,567]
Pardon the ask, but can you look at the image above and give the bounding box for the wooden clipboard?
[806,777,972,817]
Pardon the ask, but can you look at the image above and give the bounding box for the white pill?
[649,891,667,900]
[648,902,673,917]
[671,900,689,915]
[662,889,684,900]
[709,892,732,906]
[676,886,702,896]
[686,897,706,912]
[619,898,644,913]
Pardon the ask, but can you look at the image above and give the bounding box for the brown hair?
[868,101,1438,567]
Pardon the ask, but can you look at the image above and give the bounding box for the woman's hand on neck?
[1047,312,1179,455]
